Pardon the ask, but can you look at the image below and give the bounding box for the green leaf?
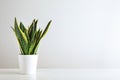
[33,20,38,32]
[33,29,42,54]
[28,19,37,41]
[40,20,52,39]
[20,22,26,32]
[20,22,30,44]
[14,18,28,54]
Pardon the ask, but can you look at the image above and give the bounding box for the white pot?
[18,55,38,75]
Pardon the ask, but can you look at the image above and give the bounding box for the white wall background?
[0,0,120,68]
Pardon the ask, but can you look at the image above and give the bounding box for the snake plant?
[12,18,52,55]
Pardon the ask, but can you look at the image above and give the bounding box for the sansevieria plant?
[12,18,52,55]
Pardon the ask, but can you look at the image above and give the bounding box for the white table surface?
[0,69,120,80]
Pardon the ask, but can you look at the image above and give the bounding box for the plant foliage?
[12,18,52,55]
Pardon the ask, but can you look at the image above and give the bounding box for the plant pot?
[18,55,38,75]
